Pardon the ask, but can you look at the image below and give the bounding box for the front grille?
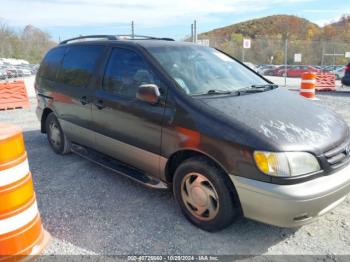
[324,140,350,169]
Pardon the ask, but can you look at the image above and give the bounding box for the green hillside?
[198,14,350,65]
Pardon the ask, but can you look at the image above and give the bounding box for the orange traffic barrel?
[0,123,50,260]
[300,72,318,100]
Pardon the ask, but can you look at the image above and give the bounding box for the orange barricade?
[0,123,50,261]
[316,73,336,91]
[0,81,30,110]
[300,72,317,100]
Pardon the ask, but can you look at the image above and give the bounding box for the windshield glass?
[146,44,269,95]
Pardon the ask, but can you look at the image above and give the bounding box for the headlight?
[253,151,320,177]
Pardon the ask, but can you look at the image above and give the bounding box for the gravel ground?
[0,78,350,257]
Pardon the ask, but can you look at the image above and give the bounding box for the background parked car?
[332,66,345,80]
[6,68,17,78]
[341,63,350,86]
[264,65,290,76]
[276,65,320,77]
[323,65,343,73]
[0,69,7,80]
[16,68,24,77]
[17,67,31,76]
[258,65,277,75]
[243,62,258,72]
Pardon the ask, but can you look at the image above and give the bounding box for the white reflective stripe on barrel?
[0,201,38,235]
[300,89,315,93]
[0,159,29,187]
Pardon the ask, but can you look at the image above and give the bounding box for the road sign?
[345,52,350,58]
[243,39,251,49]
[197,39,210,47]
[294,53,302,62]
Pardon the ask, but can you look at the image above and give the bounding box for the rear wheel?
[45,113,71,154]
[173,157,240,231]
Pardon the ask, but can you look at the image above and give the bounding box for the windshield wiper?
[194,89,233,96]
[194,84,278,96]
[250,84,278,90]
[237,84,278,94]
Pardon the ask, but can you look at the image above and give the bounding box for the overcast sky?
[0,0,348,41]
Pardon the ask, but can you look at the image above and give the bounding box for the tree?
[0,20,56,63]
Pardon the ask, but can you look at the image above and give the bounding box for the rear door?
[91,46,167,178]
[54,44,106,147]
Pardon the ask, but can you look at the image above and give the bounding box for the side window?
[59,45,104,87]
[39,47,66,81]
[103,48,157,98]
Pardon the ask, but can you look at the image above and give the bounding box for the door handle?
[80,96,90,105]
[94,99,105,110]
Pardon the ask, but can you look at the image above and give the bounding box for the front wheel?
[45,113,71,154]
[173,157,240,231]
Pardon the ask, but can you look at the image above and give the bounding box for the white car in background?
[21,68,32,76]
[333,67,345,80]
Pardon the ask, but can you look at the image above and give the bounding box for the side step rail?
[71,144,168,190]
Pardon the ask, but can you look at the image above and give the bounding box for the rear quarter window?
[39,47,66,81]
[58,45,104,87]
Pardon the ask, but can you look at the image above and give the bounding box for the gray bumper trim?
[230,163,350,227]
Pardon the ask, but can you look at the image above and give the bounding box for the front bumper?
[230,163,350,227]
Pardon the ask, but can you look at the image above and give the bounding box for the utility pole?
[321,42,325,70]
[191,23,194,43]
[131,21,135,38]
[193,20,197,43]
[284,38,288,87]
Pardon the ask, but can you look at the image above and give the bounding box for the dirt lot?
[1,77,350,256]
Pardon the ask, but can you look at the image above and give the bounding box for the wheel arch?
[164,149,230,184]
[41,108,53,133]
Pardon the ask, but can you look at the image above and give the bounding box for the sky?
[0,0,349,42]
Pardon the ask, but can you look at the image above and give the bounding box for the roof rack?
[59,35,118,45]
[59,34,174,45]
[116,34,175,41]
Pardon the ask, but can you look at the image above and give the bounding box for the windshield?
[146,44,269,95]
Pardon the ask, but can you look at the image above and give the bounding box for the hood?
[199,88,349,154]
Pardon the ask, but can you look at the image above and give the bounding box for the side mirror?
[136,84,160,105]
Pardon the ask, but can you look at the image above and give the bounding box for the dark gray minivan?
[35,35,350,231]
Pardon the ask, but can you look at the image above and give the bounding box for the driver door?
[91,47,167,179]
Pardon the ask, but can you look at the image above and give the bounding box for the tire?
[45,113,71,154]
[173,157,240,231]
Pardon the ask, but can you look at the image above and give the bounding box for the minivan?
[35,35,350,231]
